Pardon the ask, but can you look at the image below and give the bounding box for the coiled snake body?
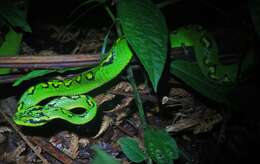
[14,38,133,126]
[14,25,246,126]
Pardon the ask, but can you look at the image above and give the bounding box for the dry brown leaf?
[65,133,79,159]
[0,143,27,163]
[0,126,12,144]
[166,109,223,134]
[105,96,133,113]
[94,93,115,106]
[169,88,192,98]
[0,126,12,133]
[78,138,90,147]
[92,116,113,139]
[49,131,79,159]
[112,81,132,92]
[193,112,223,134]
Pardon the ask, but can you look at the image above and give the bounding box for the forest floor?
[0,22,259,164]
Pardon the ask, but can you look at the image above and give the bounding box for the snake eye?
[70,108,86,115]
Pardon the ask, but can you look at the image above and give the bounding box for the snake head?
[13,106,50,127]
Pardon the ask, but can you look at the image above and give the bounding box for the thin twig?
[0,45,188,84]
[0,54,100,68]
[0,47,189,70]
[115,125,135,137]
[0,74,23,84]
[0,111,49,164]
[30,136,74,164]
[156,0,182,8]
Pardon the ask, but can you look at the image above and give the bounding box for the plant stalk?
[127,66,148,128]
[105,5,147,128]
[104,6,122,36]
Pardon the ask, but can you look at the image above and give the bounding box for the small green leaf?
[13,70,56,86]
[144,127,179,164]
[90,145,120,164]
[118,0,168,91]
[13,67,83,86]
[0,28,23,75]
[0,1,31,32]
[118,137,147,163]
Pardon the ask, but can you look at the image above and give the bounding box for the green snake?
[170,24,243,84]
[13,25,249,126]
[14,38,133,126]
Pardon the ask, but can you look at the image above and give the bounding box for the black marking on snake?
[200,36,212,49]
[27,86,36,95]
[102,51,115,67]
[41,82,49,88]
[17,102,24,111]
[51,82,61,88]
[28,119,48,124]
[85,71,95,80]
[75,75,82,83]
[33,112,46,118]
[61,109,73,117]
[64,80,73,87]
[86,99,94,108]
[27,106,42,112]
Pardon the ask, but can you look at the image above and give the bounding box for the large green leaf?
[118,137,147,163]
[90,145,120,164]
[118,0,168,91]
[144,127,179,164]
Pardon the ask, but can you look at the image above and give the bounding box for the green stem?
[104,5,147,128]
[104,6,121,36]
[127,66,148,128]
